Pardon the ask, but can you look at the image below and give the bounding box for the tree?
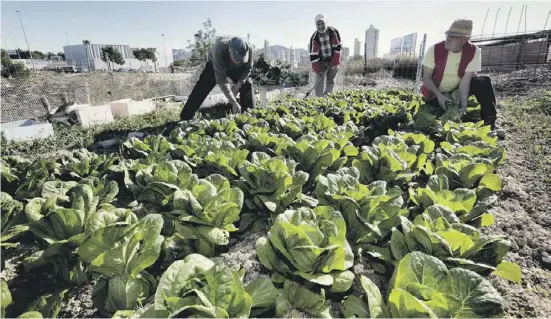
[133,48,147,66]
[101,47,125,71]
[1,49,29,78]
[1,49,11,67]
[57,52,65,60]
[145,48,157,72]
[186,18,216,67]
[132,48,157,71]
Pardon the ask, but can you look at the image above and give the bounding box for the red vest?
[309,27,342,73]
[421,41,477,99]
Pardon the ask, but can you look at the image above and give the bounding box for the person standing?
[421,19,498,129]
[180,36,255,121]
[309,14,342,97]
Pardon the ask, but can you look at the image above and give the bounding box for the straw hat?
[445,19,473,37]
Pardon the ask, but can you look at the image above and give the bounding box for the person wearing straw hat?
[421,19,498,129]
[180,36,255,121]
[309,14,342,97]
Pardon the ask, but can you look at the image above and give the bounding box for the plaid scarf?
[318,32,332,60]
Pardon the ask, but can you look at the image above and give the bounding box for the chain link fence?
[1,70,201,123]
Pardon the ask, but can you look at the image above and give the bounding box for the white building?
[264,40,270,58]
[63,43,153,71]
[365,25,380,59]
[354,38,361,57]
[8,59,69,70]
[343,47,350,60]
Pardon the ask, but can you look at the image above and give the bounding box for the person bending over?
[180,36,255,121]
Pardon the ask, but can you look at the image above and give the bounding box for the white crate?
[110,99,156,118]
[74,104,114,128]
[1,119,55,142]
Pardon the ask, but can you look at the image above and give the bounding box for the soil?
[483,104,551,318]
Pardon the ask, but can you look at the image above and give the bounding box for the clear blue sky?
[1,1,550,66]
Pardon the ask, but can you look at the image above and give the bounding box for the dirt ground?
[484,97,551,318]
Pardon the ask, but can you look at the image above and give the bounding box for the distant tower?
[354,38,361,57]
[365,24,380,59]
[264,40,270,58]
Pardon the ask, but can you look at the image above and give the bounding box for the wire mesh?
[0,70,198,123]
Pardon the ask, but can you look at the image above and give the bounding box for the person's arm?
[212,41,239,105]
[421,45,450,108]
[459,71,475,112]
[459,47,482,112]
[236,47,254,84]
[422,66,443,97]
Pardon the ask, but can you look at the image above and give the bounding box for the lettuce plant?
[315,167,408,245]
[0,192,28,248]
[121,135,174,160]
[59,148,118,180]
[139,254,277,318]
[77,214,164,316]
[441,121,497,145]
[164,174,244,257]
[390,205,513,277]
[124,160,198,206]
[409,174,498,223]
[23,180,133,286]
[352,135,432,186]
[440,141,506,166]
[237,152,313,218]
[281,135,342,186]
[256,206,354,293]
[435,153,502,190]
[15,159,61,199]
[343,251,504,318]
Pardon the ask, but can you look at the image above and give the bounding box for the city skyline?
[2,1,549,67]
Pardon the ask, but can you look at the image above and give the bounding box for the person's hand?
[459,101,468,114]
[232,102,242,114]
[437,93,452,110]
[231,82,242,96]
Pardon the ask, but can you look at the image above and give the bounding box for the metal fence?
[1,70,200,123]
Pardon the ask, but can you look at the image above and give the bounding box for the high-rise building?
[285,48,291,63]
[343,47,350,60]
[365,25,380,59]
[354,38,361,57]
[264,40,270,58]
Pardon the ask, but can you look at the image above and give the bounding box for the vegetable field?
[0,89,539,318]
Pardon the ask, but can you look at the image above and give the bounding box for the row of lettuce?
[0,89,519,318]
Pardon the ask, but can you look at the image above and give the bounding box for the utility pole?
[162,34,168,70]
[65,32,73,65]
[16,10,35,71]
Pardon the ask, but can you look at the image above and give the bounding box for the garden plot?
[1,88,550,318]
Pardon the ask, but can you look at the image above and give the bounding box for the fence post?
[415,34,428,93]
[85,77,91,105]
